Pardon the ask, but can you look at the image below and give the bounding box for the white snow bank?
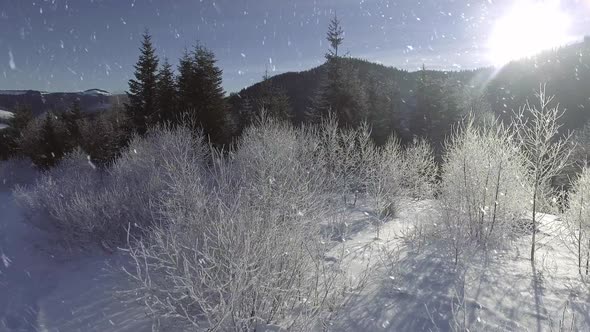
[0,110,14,120]
[82,89,111,96]
[0,124,8,130]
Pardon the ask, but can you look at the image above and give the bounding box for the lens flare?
[487,0,573,67]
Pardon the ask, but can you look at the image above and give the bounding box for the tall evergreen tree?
[326,14,344,59]
[177,50,195,111]
[192,45,228,143]
[60,100,82,144]
[308,14,368,127]
[31,113,69,169]
[156,58,178,124]
[126,31,159,134]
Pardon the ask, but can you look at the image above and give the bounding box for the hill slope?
[231,39,590,134]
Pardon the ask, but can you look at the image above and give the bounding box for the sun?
[487,0,573,67]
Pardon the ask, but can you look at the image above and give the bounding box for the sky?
[0,0,589,93]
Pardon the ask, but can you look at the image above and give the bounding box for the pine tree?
[326,14,344,59]
[177,50,195,111]
[35,113,68,169]
[156,58,178,124]
[126,30,159,134]
[237,95,254,132]
[61,100,82,144]
[192,45,228,143]
[308,14,367,127]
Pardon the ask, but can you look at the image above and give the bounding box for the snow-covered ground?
[0,124,8,130]
[1,182,589,331]
[326,201,590,331]
[0,192,152,331]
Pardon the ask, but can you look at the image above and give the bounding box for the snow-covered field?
[325,202,590,331]
[1,188,589,331]
[0,192,152,332]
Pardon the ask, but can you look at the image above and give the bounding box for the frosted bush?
[14,125,207,246]
[125,117,345,331]
[401,138,438,199]
[563,166,590,277]
[439,120,530,262]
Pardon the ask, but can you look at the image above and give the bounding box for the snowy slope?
[325,202,590,331]
[0,192,152,331]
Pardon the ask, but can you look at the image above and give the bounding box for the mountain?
[230,39,590,136]
[0,89,126,116]
[229,58,487,132]
[487,38,590,132]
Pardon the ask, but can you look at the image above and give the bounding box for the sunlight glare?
[488,0,573,67]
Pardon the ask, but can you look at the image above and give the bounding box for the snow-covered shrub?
[563,166,590,277]
[124,118,345,330]
[235,116,330,223]
[14,125,206,246]
[439,119,530,262]
[401,138,438,199]
[365,136,404,238]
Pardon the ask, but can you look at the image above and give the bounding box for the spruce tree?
[61,100,82,144]
[309,14,367,127]
[177,50,196,111]
[156,58,178,124]
[126,30,159,134]
[34,113,68,169]
[326,14,344,59]
[192,45,228,143]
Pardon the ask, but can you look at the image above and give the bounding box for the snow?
[0,110,14,120]
[0,191,151,331]
[1,180,588,331]
[324,200,590,331]
[0,91,27,96]
[82,89,111,96]
[0,124,8,130]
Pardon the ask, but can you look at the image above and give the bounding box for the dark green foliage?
[126,31,159,134]
[411,66,462,156]
[155,58,178,124]
[177,45,229,144]
[22,113,70,169]
[257,71,292,121]
[306,17,370,128]
[59,101,83,143]
[0,105,34,159]
[80,108,131,167]
[367,77,401,145]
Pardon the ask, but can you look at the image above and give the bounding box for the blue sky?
[0,0,588,93]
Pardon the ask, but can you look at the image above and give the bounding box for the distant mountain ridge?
[0,89,125,116]
[231,39,590,134]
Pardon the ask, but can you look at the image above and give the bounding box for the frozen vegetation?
[2,91,590,330]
